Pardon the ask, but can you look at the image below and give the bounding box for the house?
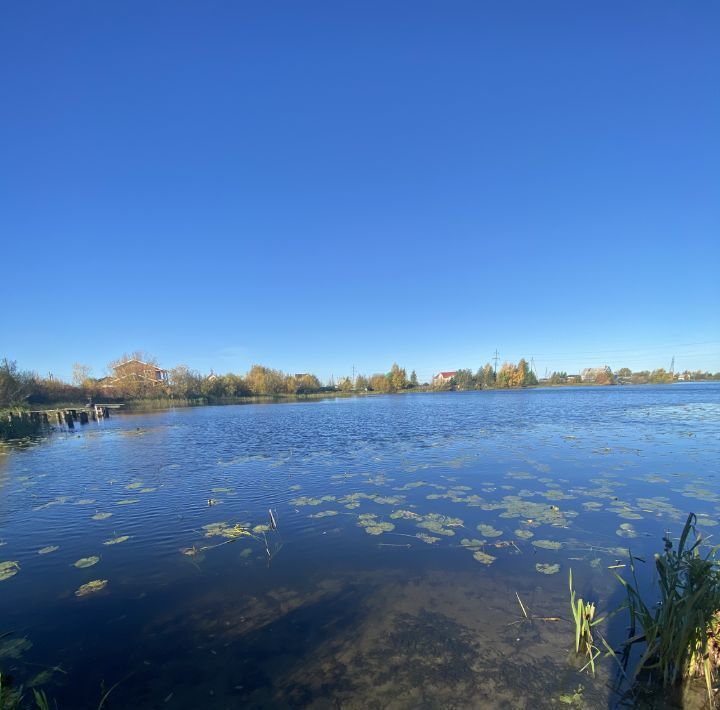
[432,371,457,386]
[581,366,612,382]
[110,359,169,385]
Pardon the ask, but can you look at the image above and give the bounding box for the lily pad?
[309,510,339,518]
[535,563,561,575]
[0,561,20,581]
[38,545,60,555]
[473,550,496,565]
[616,523,638,538]
[415,533,440,544]
[92,512,113,520]
[75,579,108,597]
[116,499,140,505]
[532,539,563,550]
[476,524,503,538]
[515,529,534,540]
[74,556,100,568]
[103,535,130,546]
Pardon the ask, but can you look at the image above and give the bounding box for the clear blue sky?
[2,1,718,383]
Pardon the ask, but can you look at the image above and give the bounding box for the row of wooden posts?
[5,405,113,430]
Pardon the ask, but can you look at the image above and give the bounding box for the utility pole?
[352,364,355,383]
[530,357,536,377]
[493,349,500,375]
[670,356,675,375]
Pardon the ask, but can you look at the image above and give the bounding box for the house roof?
[114,359,167,373]
[436,371,457,378]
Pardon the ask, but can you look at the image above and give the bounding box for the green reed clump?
[616,513,720,704]
[569,569,604,675]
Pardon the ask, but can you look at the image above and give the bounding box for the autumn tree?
[369,373,391,393]
[72,363,93,388]
[389,363,407,391]
[355,374,369,391]
[409,370,418,387]
[617,368,632,378]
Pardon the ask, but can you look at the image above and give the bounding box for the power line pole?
[493,349,500,375]
[352,364,355,382]
[670,356,675,375]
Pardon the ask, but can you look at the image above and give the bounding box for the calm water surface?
[1,385,719,708]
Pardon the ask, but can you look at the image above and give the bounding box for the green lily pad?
[92,512,113,520]
[473,550,496,565]
[310,510,339,518]
[0,561,20,581]
[616,523,637,538]
[116,499,140,505]
[515,529,534,539]
[75,579,108,597]
[536,563,561,575]
[476,524,503,538]
[38,545,59,555]
[103,535,130,546]
[532,539,563,550]
[415,533,440,544]
[74,556,100,568]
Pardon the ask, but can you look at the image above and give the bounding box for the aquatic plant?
[536,563,560,575]
[0,562,20,582]
[615,513,720,704]
[569,569,603,675]
[75,579,107,597]
[74,556,100,568]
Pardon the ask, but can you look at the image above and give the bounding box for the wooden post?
[79,411,89,425]
[103,407,110,419]
[57,411,64,425]
[70,409,78,421]
[64,412,74,429]
[42,412,49,425]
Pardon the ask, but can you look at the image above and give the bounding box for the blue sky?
[1,1,718,383]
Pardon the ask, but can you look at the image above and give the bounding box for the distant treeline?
[2,355,719,411]
[0,356,420,408]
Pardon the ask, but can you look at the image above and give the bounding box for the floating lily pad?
[75,579,107,597]
[476,524,503,538]
[515,529,534,539]
[92,512,113,521]
[616,523,638,538]
[536,563,561,575]
[252,524,271,534]
[416,533,440,544]
[532,539,563,550]
[38,545,59,555]
[390,509,422,520]
[126,482,143,489]
[473,550,496,565]
[290,496,324,506]
[103,535,130,546]
[310,510,339,518]
[116,499,140,505]
[140,487,157,493]
[74,556,100,568]
[76,498,96,505]
[0,561,20,581]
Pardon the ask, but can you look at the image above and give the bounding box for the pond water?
[1,384,719,708]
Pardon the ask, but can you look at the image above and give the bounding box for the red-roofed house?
[432,371,457,386]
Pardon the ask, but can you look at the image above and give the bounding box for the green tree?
[482,363,495,388]
[355,374,369,391]
[409,370,418,387]
[454,369,475,390]
[617,367,632,378]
